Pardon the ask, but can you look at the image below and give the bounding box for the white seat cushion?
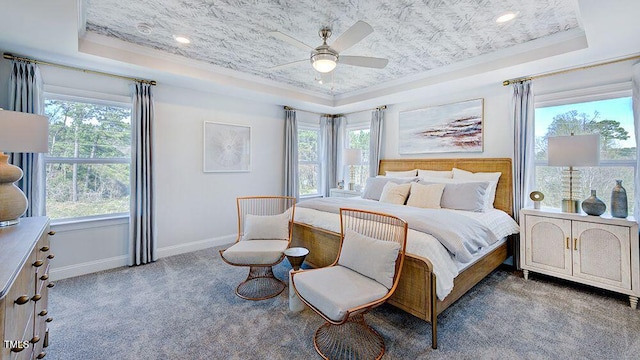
[293,266,389,322]
[222,240,288,265]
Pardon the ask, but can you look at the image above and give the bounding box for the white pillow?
[338,229,401,289]
[242,213,290,240]
[379,182,411,205]
[406,182,445,209]
[362,177,416,201]
[385,169,418,177]
[417,169,452,179]
[452,168,501,210]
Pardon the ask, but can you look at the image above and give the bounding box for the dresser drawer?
[3,252,36,357]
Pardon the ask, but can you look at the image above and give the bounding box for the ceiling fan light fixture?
[311,53,337,73]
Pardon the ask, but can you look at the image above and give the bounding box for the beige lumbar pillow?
[406,182,446,209]
[379,182,411,205]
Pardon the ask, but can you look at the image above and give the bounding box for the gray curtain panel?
[632,63,640,222]
[284,109,299,199]
[320,115,343,197]
[513,80,535,224]
[8,60,46,217]
[130,82,156,266]
[369,108,384,177]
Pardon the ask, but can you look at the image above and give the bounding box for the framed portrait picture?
[398,98,484,154]
[203,122,251,172]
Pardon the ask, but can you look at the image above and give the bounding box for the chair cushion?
[338,229,400,289]
[222,240,288,265]
[293,266,389,322]
[243,212,290,240]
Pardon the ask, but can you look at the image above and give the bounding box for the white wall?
[0,57,284,280]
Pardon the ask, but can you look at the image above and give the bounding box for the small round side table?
[284,247,309,312]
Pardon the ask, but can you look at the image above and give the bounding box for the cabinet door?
[524,215,572,275]
[572,221,631,290]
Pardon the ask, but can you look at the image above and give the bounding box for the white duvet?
[294,205,519,300]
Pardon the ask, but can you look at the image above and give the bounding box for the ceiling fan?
[268,21,389,78]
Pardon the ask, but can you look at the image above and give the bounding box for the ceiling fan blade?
[339,56,388,69]
[330,21,374,53]
[268,59,308,71]
[268,31,315,51]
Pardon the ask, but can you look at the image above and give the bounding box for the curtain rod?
[3,53,157,86]
[284,105,386,117]
[502,54,640,86]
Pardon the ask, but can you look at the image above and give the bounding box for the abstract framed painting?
[398,98,484,154]
[203,122,251,172]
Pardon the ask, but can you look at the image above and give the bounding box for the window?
[346,126,370,186]
[534,96,635,213]
[298,127,321,196]
[44,96,132,220]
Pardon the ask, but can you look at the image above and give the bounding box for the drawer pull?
[47,282,55,288]
[48,230,56,236]
[40,274,49,281]
[37,351,47,359]
[46,317,53,323]
[31,336,40,344]
[40,246,50,252]
[33,260,44,267]
[39,309,48,317]
[32,294,42,302]
[565,237,569,249]
[574,238,578,251]
[10,346,25,353]
[15,295,30,305]
[47,253,55,259]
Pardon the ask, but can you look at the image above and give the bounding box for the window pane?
[347,128,370,184]
[46,163,130,219]
[45,99,132,158]
[299,164,320,196]
[298,129,319,162]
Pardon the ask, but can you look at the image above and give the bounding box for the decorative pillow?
[379,182,411,205]
[452,168,501,209]
[417,169,452,179]
[436,181,490,212]
[242,212,290,240]
[385,169,417,177]
[338,229,401,289]
[362,177,416,201]
[406,182,446,209]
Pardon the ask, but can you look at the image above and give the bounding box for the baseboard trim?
[50,235,236,281]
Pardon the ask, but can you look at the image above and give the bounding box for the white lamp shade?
[343,148,362,165]
[0,110,49,153]
[548,134,600,167]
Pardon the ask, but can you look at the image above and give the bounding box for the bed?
[290,158,517,349]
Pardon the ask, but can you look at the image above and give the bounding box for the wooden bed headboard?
[379,158,513,216]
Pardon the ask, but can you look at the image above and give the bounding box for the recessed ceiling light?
[495,11,519,23]
[136,23,153,35]
[173,35,191,44]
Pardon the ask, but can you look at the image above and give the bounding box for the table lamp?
[343,148,362,191]
[0,109,49,227]
[547,134,599,213]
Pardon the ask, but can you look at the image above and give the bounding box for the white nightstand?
[329,188,361,198]
[519,208,639,309]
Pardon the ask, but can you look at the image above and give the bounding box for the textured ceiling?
[83,0,579,96]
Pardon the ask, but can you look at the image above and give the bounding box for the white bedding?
[293,202,519,300]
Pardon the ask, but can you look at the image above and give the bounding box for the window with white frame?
[298,126,322,196]
[534,91,635,213]
[345,125,370,186]
[44,95,132,220]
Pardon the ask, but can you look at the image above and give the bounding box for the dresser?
[0,217,54,360]
[520,209,639,308]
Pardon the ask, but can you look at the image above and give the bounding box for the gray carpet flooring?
[47,247,640,359]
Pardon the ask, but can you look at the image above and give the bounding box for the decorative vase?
[610,180,628,218]
[581,190,606,216]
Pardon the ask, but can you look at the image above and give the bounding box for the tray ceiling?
[83,0,579,96]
